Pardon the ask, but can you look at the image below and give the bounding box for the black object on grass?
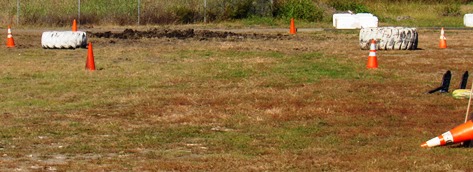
[428,70,451,94]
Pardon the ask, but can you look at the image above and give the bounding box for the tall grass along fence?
[0,0,335,26]
[0,0,273,26]
[0,0,471,26]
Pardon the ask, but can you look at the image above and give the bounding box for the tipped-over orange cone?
[421,120,473,148]
[439,27,447,49]
[6,25,15,48]
[72,19,77,32]
[289,18,296,34]
[366,39,378,69]
[85,43,95,71]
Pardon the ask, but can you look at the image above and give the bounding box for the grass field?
[2,26,473,171]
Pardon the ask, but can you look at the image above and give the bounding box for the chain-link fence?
[0,0,278,26]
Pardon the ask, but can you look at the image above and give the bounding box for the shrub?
[438,3,461,16]
[205,0,255,21]
[274,0,324,21]
[248,0,275,17]
[170,5,197,24]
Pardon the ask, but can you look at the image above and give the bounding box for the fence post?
[16,0,20,25]
[78,0,81,24]
[138,0,141,25]
[203,0,207,23]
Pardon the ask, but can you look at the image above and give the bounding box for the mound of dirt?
[89,28,290,41]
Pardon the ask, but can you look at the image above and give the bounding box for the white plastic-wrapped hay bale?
[333,13,353,27]
[357,13,378,28]
[336,15,358,29]
[464,14,473,27]
[333,13,378,29]
[359,27,418,50]
[41,31,87,49]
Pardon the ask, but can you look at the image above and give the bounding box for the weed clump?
[273,0,324,21]
[438,3,462,16]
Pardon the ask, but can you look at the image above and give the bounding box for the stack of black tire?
[359,27,418,50]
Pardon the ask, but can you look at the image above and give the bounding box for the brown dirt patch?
[89,28,291,41]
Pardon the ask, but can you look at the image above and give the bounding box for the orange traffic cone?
[72,19,78,32]
[439,27,447,49]
[289,18,296,34]
[421,120,473,148]
[85,43,95,71]
[6,25,15,48]
[366,39,378,69]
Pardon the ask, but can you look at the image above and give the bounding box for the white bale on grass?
[41,31,87,49]
[464,14,473,27]
[333,13,353,27]
[336,15,358,29]
[357,14,378,28]
[333,13,378,29]
[359,27,418,50]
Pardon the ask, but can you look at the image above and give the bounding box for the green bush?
[274,0,324,21]
[205,0,254,21]
[248,0,275,17]
[438,3,461,16]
